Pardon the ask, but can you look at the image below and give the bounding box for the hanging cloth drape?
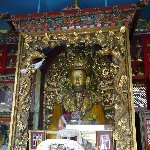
[37,0,41,13]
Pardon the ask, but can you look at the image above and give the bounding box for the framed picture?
[96,131,113,150]
[29,130,46,150]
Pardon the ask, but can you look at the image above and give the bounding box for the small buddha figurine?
[147,38,150,46]
[135,39,141,47]
[8,58,14,68]
[0,49,2,55]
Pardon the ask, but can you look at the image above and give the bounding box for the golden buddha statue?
[46,46,106,138]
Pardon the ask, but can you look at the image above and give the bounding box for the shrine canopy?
[6,4,141,34]
[0,0,149,19]
[0,0,149,32]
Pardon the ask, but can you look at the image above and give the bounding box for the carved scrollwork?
[9,48,45,149]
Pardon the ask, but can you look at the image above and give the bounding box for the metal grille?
[133,86,147,108]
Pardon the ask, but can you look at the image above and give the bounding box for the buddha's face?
[70,69,87,88]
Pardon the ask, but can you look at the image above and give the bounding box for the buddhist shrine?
[0,0,150,150]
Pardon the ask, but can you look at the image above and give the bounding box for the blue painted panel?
[0,0,39,14]
[0,19,11,30]
[140,5,150,19]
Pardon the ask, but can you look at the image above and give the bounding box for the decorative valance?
[10,5,138,33]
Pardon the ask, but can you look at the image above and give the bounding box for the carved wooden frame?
[8,26,136,150]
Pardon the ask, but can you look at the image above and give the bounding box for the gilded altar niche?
[8,27,136,150]
[43,45,115,129]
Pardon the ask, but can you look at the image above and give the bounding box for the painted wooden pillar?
[33,69,41,129]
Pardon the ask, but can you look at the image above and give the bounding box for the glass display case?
[0,84,13,112]
[131,34,150,110]
[0,122,9,150]
[0,44,17,150]
[0,44,17,77]
[144,117,150,150]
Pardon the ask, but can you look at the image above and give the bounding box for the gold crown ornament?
[66,46,90,74]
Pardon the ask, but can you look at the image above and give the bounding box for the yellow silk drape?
[47,103,62,139]
[47,102,105,139]
[92,103,105,124]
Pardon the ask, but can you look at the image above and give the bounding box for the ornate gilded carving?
[9,27,136,150]
[9,48,45,150]
[21,50,45,68]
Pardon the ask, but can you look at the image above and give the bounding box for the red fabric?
[14,4,133,19]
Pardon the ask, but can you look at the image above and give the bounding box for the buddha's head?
[66,45,90,92]
[70,69,87,91]
[70,69,87,87]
